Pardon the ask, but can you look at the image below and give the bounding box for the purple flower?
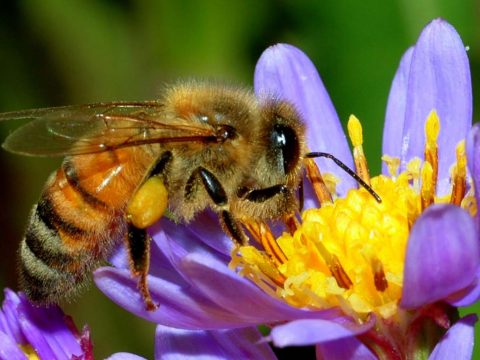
[95,19,479,359]
[0,288,93,360]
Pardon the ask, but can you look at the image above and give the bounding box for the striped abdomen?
[19,146,156,303]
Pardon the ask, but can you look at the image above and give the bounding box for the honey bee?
[0,83,305,310]
[1,82,379,310]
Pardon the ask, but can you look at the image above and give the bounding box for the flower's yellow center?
[230,110,475,321]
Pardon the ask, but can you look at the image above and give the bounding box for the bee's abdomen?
[18,203,93,303]
[18,149,153,304]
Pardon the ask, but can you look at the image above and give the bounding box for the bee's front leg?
[240,184,288,203]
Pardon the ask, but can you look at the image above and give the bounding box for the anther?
[329,256,353,290]
[348,115,371,185]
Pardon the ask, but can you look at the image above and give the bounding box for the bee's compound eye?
[271,124,300,174]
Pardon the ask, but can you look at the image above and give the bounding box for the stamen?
[348,115,371,184]
[305,158,334,205]
[450,140,467,206]
[311,235,353,289]
[243,220,287,266]
[421,162,435,210]
[424,110,440,191]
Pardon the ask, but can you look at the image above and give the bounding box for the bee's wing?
[1,102,215,156]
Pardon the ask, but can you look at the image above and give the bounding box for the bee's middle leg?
[186,166,248,245]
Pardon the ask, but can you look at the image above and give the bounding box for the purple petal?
[466,123,480,229]
[106,353,147,360]
[0,290,88,359]
[94,267,249,330]
[186,211,234,256]
[402,19,472,195]
[18,299,84,360]
[0,331,27,360]
[445,267,480,307]
[401,204,479,309]
[0,289,25,344]
[154,325,276,360]
[254,43,355,199]
[382,47,413,173]
[429,314,477,360]
[108,243,130,269]
[447,281,480,307]
[268,317,374,347]
[315,335,377,360]
[149,220,230,275]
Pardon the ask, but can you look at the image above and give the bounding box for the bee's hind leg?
[126,224,156,311]
[125,173,169,311]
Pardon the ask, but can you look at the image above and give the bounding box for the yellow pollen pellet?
[127,177,168,229]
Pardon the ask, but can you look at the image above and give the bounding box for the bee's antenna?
[305,152,382,203]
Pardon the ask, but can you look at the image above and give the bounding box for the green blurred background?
[0,0,478,358]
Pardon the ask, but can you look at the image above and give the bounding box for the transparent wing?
[1,102,216,156]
